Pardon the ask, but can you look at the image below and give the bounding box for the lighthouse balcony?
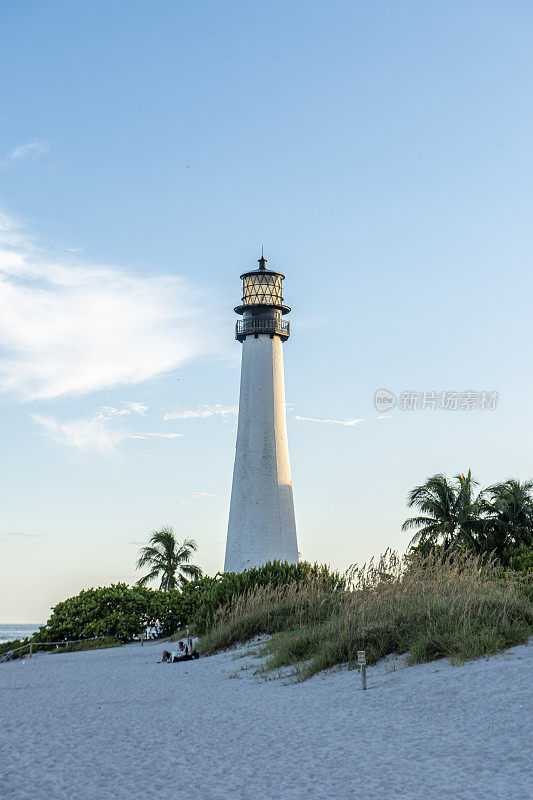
[235,317,290,342]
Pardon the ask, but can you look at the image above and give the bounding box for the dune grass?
[199,551,533,679]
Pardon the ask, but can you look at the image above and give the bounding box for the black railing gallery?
[235,318,290,340]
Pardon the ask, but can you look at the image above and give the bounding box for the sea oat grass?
[199,551,533,678]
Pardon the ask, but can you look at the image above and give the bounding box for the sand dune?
[1,639,531,800]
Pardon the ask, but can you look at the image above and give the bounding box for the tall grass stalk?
[199,551,533,679]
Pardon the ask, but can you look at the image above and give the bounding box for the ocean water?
[0,624,42,644]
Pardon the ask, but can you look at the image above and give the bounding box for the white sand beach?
[1,640,531,800]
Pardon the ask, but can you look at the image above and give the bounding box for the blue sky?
[1,1,532,622]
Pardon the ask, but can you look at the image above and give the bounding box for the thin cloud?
[179,490,215,505]
[6,532,50,538]
[31,405,183,455]
[164,404,237,421]
[0,211,221,400]
[130,432,183,440]
[101,402,148,417]
[3,141,48,164]
[294,415,365,427]
[31,413,122,454]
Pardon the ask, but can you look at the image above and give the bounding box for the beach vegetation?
[136,527,202,590]
[198,550,533,679]
[34,584,184,642]
[403,472,533,561]
[508,544,533,574]
[479,480,533,560]
[180,560,343,636]
[26,561,331,648]
[402,471,482,550]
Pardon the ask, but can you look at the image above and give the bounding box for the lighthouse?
[224,252,299,573]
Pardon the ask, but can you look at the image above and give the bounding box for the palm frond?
[401,515,439,532]
[180,563,203,580]
[136,568,160,587]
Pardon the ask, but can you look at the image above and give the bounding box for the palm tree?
[136,527,202,590]
[478,479,533,557]
[402,471,482,550]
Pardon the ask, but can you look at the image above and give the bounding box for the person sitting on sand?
[173,650,200,662]
[171,639,200,662]
[172,642,185,662]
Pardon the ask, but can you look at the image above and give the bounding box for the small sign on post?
[357,650,367,690]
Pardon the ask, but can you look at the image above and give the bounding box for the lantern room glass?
[242,273,283,306]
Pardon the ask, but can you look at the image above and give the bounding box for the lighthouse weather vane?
[224,251,299,573]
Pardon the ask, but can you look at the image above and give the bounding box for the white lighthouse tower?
[224,252,298,573]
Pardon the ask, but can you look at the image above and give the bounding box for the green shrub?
[507,545,533,573]
[36,583,185,642]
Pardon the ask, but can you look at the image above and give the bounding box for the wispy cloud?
[294,415,365,427]
[0,211,221,400]
[101,402,148,417]
[31,414,121,454]
[164,404,237,421]
[3,141,48,165]
[130,432,183,440]
[31,404,183,454]
[5,531,50,538]
[179,491,215,505]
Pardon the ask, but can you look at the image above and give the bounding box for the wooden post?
[29,643,33,658]
[357,650,367,690]
[140,633,144,647]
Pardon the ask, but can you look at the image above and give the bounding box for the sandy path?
[0,640,531,800]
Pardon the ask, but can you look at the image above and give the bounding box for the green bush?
[507,545,533,573]
[36,583,185,642]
